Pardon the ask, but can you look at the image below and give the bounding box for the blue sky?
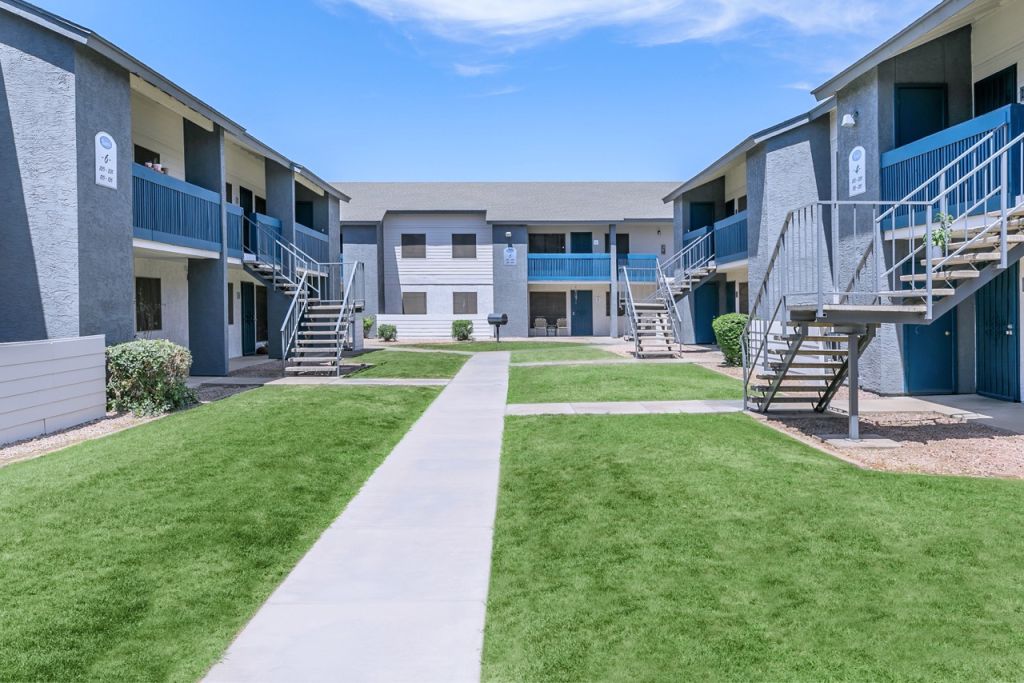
[34,0,933,181]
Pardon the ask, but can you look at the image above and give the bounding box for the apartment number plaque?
[503,246,517,266]
[848,145,866,197]
[95,132,117,189]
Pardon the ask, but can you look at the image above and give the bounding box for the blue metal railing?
[713,211,748,264]
[132,163,221,250]
[247,213,282,263]
[881,104,1024,210]
[295,222,329,264]
[226,204,243,258]
[618,254,659,282]
[528,253,611,280]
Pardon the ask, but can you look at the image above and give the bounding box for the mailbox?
[488,313,509,342]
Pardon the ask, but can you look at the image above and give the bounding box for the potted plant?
[929,211,954,259]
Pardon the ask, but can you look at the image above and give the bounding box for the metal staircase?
[241,216,364,376]
[742,126,1024,436]
[618,230,717,358]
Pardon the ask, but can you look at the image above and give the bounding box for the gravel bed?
[764,411,1024,479]
[0,412,155,468]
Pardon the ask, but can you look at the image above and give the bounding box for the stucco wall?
[225,137,267,202]
[342,224,381,327]
[492,225,528,337]
[131,89,186,180]
[133,256,190,348]
[75,47,134,345]
[0,14,79,342]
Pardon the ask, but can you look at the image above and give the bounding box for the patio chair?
[533,317,549,336]
[555,318,568,336]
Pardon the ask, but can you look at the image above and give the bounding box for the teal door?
[689,202,715,232]
[976,263,1020,401]
[693,282,718,344]
[725,281,737,314]
[904,309,956,394]
[570,290,593,336]
[570,232,592,254]
[241,282,256,356]
[894,84,947,147]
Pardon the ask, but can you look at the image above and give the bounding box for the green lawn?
[507,363,742,403]
[400,341,619,364]
[484,413,1024,682]
[347,349,469,378]
[0,386,438,682]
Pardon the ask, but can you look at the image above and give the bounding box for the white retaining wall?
[0,336,107,445]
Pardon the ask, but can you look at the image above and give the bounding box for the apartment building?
[337,183,677,340]
[0,0,347,375]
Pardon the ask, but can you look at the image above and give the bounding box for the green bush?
[106,339,197,415]
[711,313,748,366]
[378,324,397,342]
[452,320,473,341]
[363,315,375,336]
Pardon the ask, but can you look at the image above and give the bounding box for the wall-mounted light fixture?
[841,111,859,128]
[505,231,512,248]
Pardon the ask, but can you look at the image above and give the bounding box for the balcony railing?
[132,163,221,251]
[881,103,1024,211]
[528,253,610,280]
[618,254,659,282]
[226,204,243,258]
[295,222,329,264]
[713,211,748,264]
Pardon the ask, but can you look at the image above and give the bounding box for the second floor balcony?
[713,211,748,264]
[132,163,221,252]
[528,253,658,282]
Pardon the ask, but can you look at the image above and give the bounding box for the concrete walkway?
[205,352,510,683]
[506,399,742,416]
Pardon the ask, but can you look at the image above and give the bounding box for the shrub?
[452,319,473,341]
[378,324,397,342]
[711,312,748,366]
[362,315,375,336]
[106,339,197,415]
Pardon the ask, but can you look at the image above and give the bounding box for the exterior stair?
[285,301,355,375]
[630,301,677,358]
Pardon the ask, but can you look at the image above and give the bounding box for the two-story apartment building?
[337,183,677,340]
[1,0,346,375]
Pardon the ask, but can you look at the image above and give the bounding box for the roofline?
[0,0,346,201]
[811,0,974,100]
[662,98,834,203]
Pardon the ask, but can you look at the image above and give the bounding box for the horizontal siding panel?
[377,314,491,340]
[0,337,107,445]
[382,214,495,289]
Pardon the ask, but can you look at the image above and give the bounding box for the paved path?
[205,352,510,683]
[506,399,742,416]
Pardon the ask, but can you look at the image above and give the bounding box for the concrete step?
[768,361,845,369]
[900,270,981,283]
[878,288,956,298]
[921,252,1001,266]
[750,385,825,393]
[769,348,849,357]
[756,372,836,381]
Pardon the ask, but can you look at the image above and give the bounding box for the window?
[402,292,427,314]
[605,233,630,256]
[255,196,267,214]
[737,195,748,212]
[295,201,314,227]
[135,277,162,332]
[605,288,625,318]
[975,65,1017,116]
[452,233,477,258]
[402,234,426,258]
[133,145,160,166]
[528,233,566,254]
[225,182,234,203]
[453,292,478,315]
[530,291,566,326]
[228,283,235,325]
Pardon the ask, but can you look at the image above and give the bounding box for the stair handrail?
[279,276,309,364]
[333,261,364,373]
[618,265,640,357]
[653,259,684,344]
[242,214,326,300]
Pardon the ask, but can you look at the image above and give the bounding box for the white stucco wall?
[227,267,265,358]
[132,256,189,348]
[131,89,185,180]
[972,1,1024,87]
[526,223,671,261]
[225,137,267,204]
[724,160,748,206]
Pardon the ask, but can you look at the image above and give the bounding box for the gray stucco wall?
[492,225,528,338]
[672,178,726,253]
[0,14,78,342]
[342,224,381,331]
[265,159,296,243]
[75,47,134,344]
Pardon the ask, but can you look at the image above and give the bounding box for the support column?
[264,160,296,359]
[183,121,228,376]
[847,332,860,442]
[327,196,342,300]
[609,224,618,338]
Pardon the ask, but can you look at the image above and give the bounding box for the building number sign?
[848,145,866,197]
[95,132,117,189]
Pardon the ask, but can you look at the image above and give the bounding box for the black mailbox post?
[488,313,509,342]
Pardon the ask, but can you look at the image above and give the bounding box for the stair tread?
[900,271,981,282]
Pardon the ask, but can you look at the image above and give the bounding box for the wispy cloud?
[319,0,933,47]
[454,63,505,77]
[472,85,523,97]
[782,81,814,91]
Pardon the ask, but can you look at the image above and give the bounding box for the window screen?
[402,292,427,314]
[452,233,477,258]
[135,277,162,332]
[528,233,566,254]
[453,292,478,315]
[402,234,426,258]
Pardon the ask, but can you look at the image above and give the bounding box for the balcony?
[713,211,748,264]
[528,253,658,282]
[881,103,1024,207]
[132,163,221,252]
[226,204,243,258]
[295,222,329,264]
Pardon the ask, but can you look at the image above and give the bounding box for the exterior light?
[841,112,858,128]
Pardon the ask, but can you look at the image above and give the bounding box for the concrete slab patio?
[205,352,510,683]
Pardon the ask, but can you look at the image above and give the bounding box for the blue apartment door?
[241,282,256,356]
[894,84,948,147]
[976,263,1020,401]
[693,282,719,344]
[571,290,593,336]
[904,308,956,394]
[570,232,592,254]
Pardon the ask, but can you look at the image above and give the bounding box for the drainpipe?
[609,224,618,338]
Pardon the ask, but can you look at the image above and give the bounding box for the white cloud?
[782,81,814,91]
[454,63,505,77]
[320,0,933,46]
[472,85,523,97]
